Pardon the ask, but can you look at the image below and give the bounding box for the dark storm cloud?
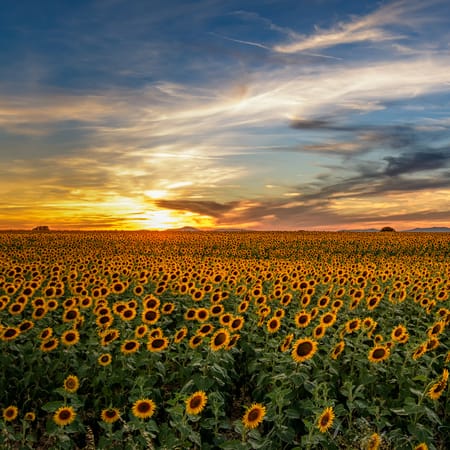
[384,149,450,176]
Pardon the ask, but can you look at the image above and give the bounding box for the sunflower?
[143,295,160,310]
[148,327,163,338]
[96,314,114,329]
[52,405,76,427]
[1,326,20,342]
[120,339,140,355]
[317,296,330,309]
[101,408,120,423]
[186,391,208,415]
[80,296,93,309]
[120,308,137,321]
[135,324,148,339]
[161,302,175,315]
[24,411,36,421]
[366,296,381,311]
[32,306,48,320]
[189,335,203,349]
[209,304,224,316]
[210,328,231,351]
[62,308,80,323]
[320,312,337,328]
[142,309,160,325]
[40,337,59,352]
[147,336,169,352]
[266,317,281,334]
[9,302,25,315]
[412,343,427,360]
[331,299,344,311]
[280,333,294,352]
[367,432,381,450]
[219,313,233,327]
[427,321,445,338]
[174,327,188,343]
[391,325,407,342]
[198,323,214,336]
[368,345,390,363]
[61,329,80,347]
[19,320,34,333]
[132,399,156,419]
[100,329,120,346]
[313,325,326,339]
[345,318,361,334]
[98,353,112,366]
[414,444,428,450]
[238,300,249,313]
[195,308,209,322]
[317,406,335,433]
[230,316,245,332]
[330,341,345,360]
[184,308,197,321]
[294,311,311,328]
[63,375,80,393]
[242,403,266,429]
[291,338,318,363]
[227,334,240,349]
[3,406,18,421]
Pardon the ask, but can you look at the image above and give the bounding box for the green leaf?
[41,401,64,413]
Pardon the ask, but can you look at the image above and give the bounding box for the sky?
[1,0,450,231]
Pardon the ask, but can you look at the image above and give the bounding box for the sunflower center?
[320,413,331,426]
[65,333,76,342]
[5,329,17,338]
[138,402,151,413]
[59,410,71,420]
[151,339,164,348]
[106,410,117,418]
[214,333,227,346]
[296,341,313,356]
[5,409,15,418]
[189,396,202,408]
[372,348,386,359]
[125,342,137,350]
[247,409,261,421]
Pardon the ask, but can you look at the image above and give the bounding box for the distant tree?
[380,226,396,232]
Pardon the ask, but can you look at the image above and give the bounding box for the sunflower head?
[242,403,266,429]
[186,391,208,415]
[53,406,76,426]
[63,375,80,393]
[101,408,120,423]
[3,406,18,422]
[317,406,335,433]
[291,338,318,363]
[132,399,156,419]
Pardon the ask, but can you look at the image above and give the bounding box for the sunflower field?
[0,230,449,449]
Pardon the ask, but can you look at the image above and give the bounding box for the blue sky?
[1,0,450,230]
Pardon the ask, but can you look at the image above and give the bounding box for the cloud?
[273,0,441,53]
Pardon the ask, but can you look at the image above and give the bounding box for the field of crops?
[0,231,449,449]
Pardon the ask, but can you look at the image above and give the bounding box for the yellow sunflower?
[98,353,112,366]
[53,406,76,426]
[291,338,318,363]
[368,345,390,363]
[131,399,156,419]
[63,375,80,393]
[210,328,230,351]
[147,336,170,352]
[242,403,266,429]
[317,406,335,433]
[101,408,120,423]
[61,329,80,347]
[3,406,18,421]
[186,391,208,415]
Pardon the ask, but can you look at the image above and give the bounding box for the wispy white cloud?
[274,0,441,53]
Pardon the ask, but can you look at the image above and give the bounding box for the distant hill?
[164,226,200,232]
[338,227,450,233]
[405,227,450,232]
